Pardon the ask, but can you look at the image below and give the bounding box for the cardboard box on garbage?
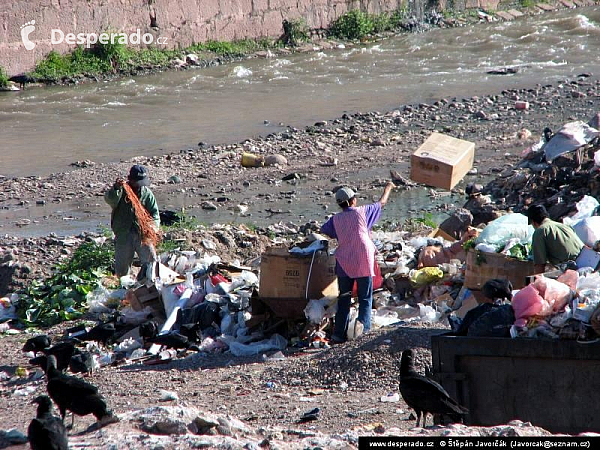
[410,132,475,190]
[259,246,338,300]
[127,284,165,318]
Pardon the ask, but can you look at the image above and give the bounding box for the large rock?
[264,154,288,166]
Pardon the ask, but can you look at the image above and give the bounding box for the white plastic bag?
[544,121,599,162]
[476,213,534,247]
[563,196,599,226]
[573,216,600,247]
[228,333,287,356]
[304,299,326,324]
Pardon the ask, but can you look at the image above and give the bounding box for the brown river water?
[1,8,600,178]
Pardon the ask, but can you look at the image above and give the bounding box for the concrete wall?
[0,0,407,76]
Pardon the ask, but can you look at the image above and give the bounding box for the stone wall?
[0,0,408,76]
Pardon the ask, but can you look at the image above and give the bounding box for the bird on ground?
[23,335,52,354]
[399,349,468,428]
[80,322,117,346]
[69,351,97,375]
[139,320,159,340]
[45,355,118,428]
[147,331,198,350]
[42,341,80,372]
[8,74,36,90]
[28,395,68,450]
[482,278,513,302]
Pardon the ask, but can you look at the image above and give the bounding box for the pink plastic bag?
[533,275,572,312]
[556,270,578,291]
[512,284,550,327]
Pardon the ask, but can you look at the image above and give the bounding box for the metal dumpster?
[431,334,600,434]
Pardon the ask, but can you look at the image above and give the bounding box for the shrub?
[280,18,310,46]
[329,10,374,40]
[0,67,8,88]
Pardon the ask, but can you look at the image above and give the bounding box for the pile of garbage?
[481,113,600,221]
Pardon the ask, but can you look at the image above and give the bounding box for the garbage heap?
[477,114,600,222]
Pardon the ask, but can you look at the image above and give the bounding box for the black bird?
[80,322,116,346]
[8,74,36,90]
[23,335,52,353]
[482,278,513,302]
[139,320,159,340]
[69,351,96,375]
[42,341,79,372]
[46,355,118,428]
[399,349,468,427]
[147,331,195,350]
[28,395,68,450]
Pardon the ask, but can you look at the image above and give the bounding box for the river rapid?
[1,8,600,178]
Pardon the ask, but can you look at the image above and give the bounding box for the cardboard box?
[410,132,475,190]
[127,284,165,318]
[259,246,338,300]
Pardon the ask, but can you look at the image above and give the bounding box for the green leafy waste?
[16,241,114,327]
[506,243,531,261]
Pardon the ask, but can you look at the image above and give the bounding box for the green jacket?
[532,218,583,266]
[104,185,160,236]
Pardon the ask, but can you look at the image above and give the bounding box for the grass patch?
[520,0,536,7]
[16,241,114,327]
[28,35,281,83]
[328,9,409,40]
[0,67,9,88]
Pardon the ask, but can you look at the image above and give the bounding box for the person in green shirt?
[104,165,160,280]
[527,205,584,274]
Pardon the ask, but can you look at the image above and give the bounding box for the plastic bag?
[418,304,441,322]
[476,213,534,247]
[0,295,17,320]
[304,299,326,324]
[573,289,600,323]
[557,270,579,291]
[576,272,600,291]
[409,267,444,287]
[572,216,600,246]
[533,276,573,312]
[512,284,550,327]
[467,305,515,338]
[544,121,599,162]
[228,333,287,357]
[563,196,599,227]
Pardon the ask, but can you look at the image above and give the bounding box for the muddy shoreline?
[1,73,599,240]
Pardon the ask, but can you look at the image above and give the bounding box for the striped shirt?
[321,203,382,278]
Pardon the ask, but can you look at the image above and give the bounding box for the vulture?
[27,395,68,450]
[482,278,513,302]
[45,355,118,428]
[22,335,51,354]
[399,349,468,427]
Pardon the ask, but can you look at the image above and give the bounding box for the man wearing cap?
[528,205,584,274]
[104,165,160,279]
[321,182,394,342]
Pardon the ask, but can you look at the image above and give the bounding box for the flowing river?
[1,8,600,178]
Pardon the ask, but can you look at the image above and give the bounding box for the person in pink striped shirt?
[321,182,394,343]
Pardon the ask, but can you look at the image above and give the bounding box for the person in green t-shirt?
[527,205,584,274]
[104,165,160,280]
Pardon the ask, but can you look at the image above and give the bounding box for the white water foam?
[231,66,252,78]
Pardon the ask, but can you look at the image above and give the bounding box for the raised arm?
[379,182,394,208]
